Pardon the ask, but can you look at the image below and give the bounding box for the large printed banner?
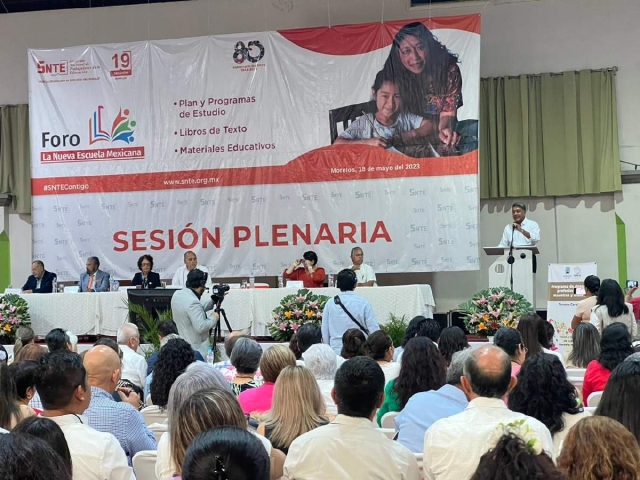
[547,263,598,353]
[29,16,480,281]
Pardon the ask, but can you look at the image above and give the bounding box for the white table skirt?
[21,284,429,337]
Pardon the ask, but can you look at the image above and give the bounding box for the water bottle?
[206,346,214,365]
[277,274,284,289]
[249,272,255,289]
[328,273,335,288]
[52,277,58,293]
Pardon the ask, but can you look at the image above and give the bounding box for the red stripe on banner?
[278,16,480,56]
[31,147,478,196]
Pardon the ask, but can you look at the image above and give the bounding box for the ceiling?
[0,0,189,14]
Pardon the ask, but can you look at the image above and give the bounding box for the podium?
[484,246,539,307]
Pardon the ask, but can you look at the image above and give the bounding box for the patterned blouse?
[424,63,463,115]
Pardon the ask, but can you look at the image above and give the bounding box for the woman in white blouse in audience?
[507,353,590,458]
[590,279,638,338]
[302,344,339,415]
[155,363,284,480]
[364,331,400,385]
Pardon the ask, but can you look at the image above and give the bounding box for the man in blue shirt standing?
[322,269,379,355]
[395,348,471,452]
[83,345,156,465]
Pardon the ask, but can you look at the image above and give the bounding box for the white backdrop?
[28,17,480,281]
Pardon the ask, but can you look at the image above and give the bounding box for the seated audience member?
[171,250,210,288]
[289,333,303,361]
[438,326,470,366]
[396,349,471,453]
[340,328,366,359]
[508,353,590,457]
[470,432,565,480]
[229,337,263,395]
[66,331,78,353]
[79,256,111,292]
[303,344,338,414]
[296,322,323,363]
[258,366,329,454]
[0,345,6,365]
[322,269,379,354]
[45,328,71,352]
[364,330,400,385]
[571,275,600,329]
[583,322,634,405]
[13,326,35,359]
[493,327,527,376]
[151,338,197,409]
[566,322,600,368]
[398,318,442,364]
[21,260,57,294]
[394,315,428,361]
[0,363,24,429]
[83,346,156,465]
[283,356,420,479]
[377,337,446,426]
[117,323,147,391]
[423,346,553,480]
[182,427,270,480]
[349,246,377,287]
[146,322,204,376]
[0,433,72,480]
[595,356,640,443]
[544,321,558,351]
[214,332,249,381]
[171,269,218,357]
[625,283,640,320]
[7,361,38,420]
[35,350,134,479]
[591,278,638,337]
[12,416,73,473]
[239,344,296,415]
[159,388,283,480]
[131,254,161,289]
[557,416,640,480]
[14,343,46,363]
[283,251,326,288]
[517,313,565,365]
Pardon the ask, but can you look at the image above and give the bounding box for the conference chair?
[147,422,168,444]
[567,376,584,393]
[565,368,586,378]
[132,450,158,480]
[584,407,597,415]
[587,391,604,408]
[140,405,167,426]
[380,411,399,429]
[377,427,396,440]
[415,453,424,479]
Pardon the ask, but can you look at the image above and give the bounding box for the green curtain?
[0,104,31,214]
[480,70,621,199]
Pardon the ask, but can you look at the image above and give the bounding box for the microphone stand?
[507,224,515,291]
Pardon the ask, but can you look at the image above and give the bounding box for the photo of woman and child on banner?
[331,22,478,159]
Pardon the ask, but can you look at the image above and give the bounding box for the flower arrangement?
[488,419,543,455]
[268,289,330,342]
[0,294,31,344]
[458,287,532,337]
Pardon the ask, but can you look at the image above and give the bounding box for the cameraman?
[171,269,219,357]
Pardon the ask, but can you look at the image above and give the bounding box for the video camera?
[211,284,230,306]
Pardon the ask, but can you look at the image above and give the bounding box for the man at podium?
[498,202,540,248]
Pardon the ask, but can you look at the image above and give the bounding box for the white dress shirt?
[47,414,135,480]
[119,344,148,390]
[498,218,540,247]
[283,414,420,480]
[171,264,210,287]
[155,430,272,479]
[423,397,554,480]
[349,263,377,285]
[316,379,337,415]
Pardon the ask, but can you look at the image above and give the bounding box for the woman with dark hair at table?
[131,254,161,289]
[283,251,326,288]
[383,22,464,146]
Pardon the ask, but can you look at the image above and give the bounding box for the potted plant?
[124,300,173,359]
[0,294,31,344]
[268,289,330,342]
[380,313,408,347]
[459,287,533,339]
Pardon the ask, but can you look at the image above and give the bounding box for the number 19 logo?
[233,41,265,65]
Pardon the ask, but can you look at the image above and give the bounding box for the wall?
[2,0,639,310]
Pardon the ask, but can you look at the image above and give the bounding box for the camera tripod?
[211,300,233,355]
